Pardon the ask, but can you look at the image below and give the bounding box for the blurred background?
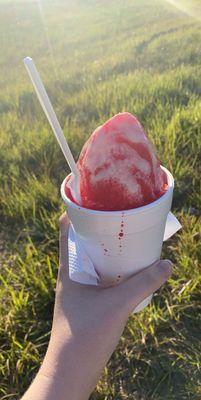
[0,0,200,399]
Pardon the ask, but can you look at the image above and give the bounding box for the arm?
[21,213,172,400]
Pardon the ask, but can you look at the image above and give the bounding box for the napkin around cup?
[67,212,181,285]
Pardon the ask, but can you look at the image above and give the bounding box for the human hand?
[22,212,172,400]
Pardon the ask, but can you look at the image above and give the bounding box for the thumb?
[109,260,172,314]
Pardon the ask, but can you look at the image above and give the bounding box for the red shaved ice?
[65,112,168,211]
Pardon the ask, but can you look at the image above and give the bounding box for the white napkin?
[68,226,99,285]
[68,212,181,285]
[163,212,182,241]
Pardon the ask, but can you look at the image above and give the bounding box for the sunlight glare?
[164,0,201,22]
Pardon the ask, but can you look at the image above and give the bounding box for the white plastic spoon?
[23,56,81,203]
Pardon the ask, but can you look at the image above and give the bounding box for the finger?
[59,212,70,237]
[109,260,172,314]
[59,212,70,279]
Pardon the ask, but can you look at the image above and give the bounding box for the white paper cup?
[61,167,174,313]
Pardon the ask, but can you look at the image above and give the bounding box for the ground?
[0,0,201,399]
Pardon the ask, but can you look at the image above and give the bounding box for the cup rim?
[61,166,174,216]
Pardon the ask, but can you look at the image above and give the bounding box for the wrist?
[39,338,91,400]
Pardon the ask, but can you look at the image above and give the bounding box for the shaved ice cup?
[61,167,174,313]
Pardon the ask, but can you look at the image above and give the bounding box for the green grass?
[0,0,201,398]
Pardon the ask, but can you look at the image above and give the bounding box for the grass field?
[0,0,201,398]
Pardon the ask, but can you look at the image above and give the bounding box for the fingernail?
[160,259,173,278]
[163,259,173,266]
[155,259,172,267]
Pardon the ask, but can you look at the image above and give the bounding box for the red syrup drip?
[119,219,124,252]
[117,214,125,253]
